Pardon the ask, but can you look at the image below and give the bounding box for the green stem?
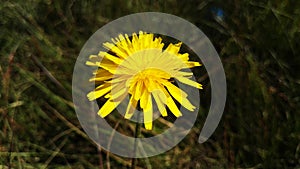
[131,112,141,169]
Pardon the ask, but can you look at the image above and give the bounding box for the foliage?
[1,0,299,168]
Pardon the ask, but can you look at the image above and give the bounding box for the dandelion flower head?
[86,31,202,130]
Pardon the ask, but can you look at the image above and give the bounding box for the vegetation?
[1,0,299,168]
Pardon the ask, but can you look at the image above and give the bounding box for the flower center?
[135,68,171,81]
[128,68,171,93]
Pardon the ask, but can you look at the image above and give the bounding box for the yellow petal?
[110,82,128,101]
[89,54,99,60]
[128,77,138,97]
[146,78,157,92]
[165,42,182,54]
[176,77,203,89]
[162,81,195,111]
[98,99,121,117]
[133,81,143,101]
[183,61,202,68]
[93,68,112,76]
[176,71,193,77]
[122,34,134,55]
[156,51,185,71]
[86,61,98,66]
[87,83,111,101]
[131,33,140,51]
[177,53,189,61]
[110,87,127,100]
[95,61,118,74]
[98,51,123,65]
[124,96,138,119]
[162,81,188,98]
[117,54,139,71]
[115,34,133,56]
[180,98,195,111]
[104,93,111,99]
[139,86,148,110]
[103,42,115,50]
[152,91,167,116]
[144,94,153,130]
[103,42,127,58]
[166,97,182,117]
[155,84,182,117]
[107,75,130,85]
[89,73,112,82]
[150,68,171,80]
[154,37,164,49]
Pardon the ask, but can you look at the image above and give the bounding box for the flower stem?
[131,112,141,169]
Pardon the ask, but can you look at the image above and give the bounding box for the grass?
[1,0,300,168]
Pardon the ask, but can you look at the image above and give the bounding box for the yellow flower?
[86,31,202,130]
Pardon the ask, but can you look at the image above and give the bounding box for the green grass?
[1,0,300,168]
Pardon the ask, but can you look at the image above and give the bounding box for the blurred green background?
[1,0,300,168]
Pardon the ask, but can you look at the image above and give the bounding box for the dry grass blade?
[45,103,89,140]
